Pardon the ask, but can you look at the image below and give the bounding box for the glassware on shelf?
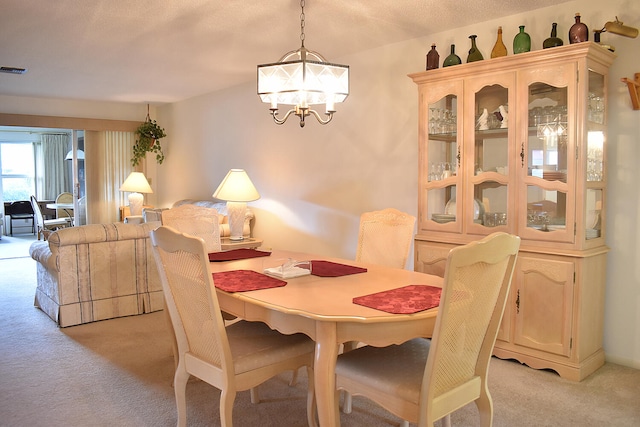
[443,44,462,67]
[513,25,531,54]
[426,44,439,70]
[491,26,508,58]
[587,93,605,124]
[467,35,484,63]
[543,23,564,49]
[428,108,456,134]
[569,13,589,43]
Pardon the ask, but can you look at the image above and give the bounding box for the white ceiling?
[1,0,564,105]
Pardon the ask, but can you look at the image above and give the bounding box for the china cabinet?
[409,42,615,381]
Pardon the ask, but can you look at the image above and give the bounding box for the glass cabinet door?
[585,69,606,242]
[465,73,515,235]
[518,64,576,243]
[420,81,462,234]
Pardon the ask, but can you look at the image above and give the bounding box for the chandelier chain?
[300,0,305,46]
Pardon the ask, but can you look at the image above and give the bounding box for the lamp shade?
[213,169,260,202]
[120,172,153,194]
[65,149,85,160]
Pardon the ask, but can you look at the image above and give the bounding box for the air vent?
[0,67,28,75]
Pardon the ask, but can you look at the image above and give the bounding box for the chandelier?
[257,0,349,127]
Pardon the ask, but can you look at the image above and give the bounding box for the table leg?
[315,321,340,427]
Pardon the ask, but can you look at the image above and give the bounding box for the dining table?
[208,248,444,427]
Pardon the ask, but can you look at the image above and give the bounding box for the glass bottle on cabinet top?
[491,26,508,58]
[467,35,484,62]
[426,44,439,70]
[513,25,531,54]
[443,44,462,67]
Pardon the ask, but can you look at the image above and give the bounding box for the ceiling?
[1,0,563,105]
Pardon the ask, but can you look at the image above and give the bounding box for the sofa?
[142,198,255,238]
[30,221,163,327]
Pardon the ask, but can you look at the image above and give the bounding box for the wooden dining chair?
[161,204,222,253]
[336,232,520,427]
[150,225,317,427]
[356,208,416,269]
[341,207,417,406]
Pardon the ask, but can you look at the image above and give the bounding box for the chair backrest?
[420,232,520,423]
[30,196,45,230]
[161,204,222,253]
[6,200,34,216]
[55,192,73,219]
[150,226,231,370]
[355,208,416,269]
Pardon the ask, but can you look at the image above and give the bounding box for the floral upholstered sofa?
[29,221,162,327]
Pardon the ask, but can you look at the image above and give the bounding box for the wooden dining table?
[209,249,443,427]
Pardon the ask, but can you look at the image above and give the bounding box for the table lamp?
[213,169,260,241]
[120,172,153,216]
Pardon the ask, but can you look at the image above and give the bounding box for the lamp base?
[128,192,144,216]
[226,201,246,241]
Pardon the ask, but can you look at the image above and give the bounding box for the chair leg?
[341,341,358,414]
[174,366,189,427]
[476,388,493,427]
[220,388,236,427]
[250,386,260,404]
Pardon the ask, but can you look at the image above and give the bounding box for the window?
[1,142,35,202]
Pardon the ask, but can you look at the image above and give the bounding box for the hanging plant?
[132,107,167,166]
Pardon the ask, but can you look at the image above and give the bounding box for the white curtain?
[84,131,135,224]
[35,134,71,200]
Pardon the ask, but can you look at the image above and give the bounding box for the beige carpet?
[1,253,639,426]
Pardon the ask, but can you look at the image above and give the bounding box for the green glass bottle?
[543,23,564,49]
[513,25,531,54]
[467,35,484,62]
[443,44,462,67]
[491,26,508,58]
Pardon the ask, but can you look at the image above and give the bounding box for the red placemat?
[209,249,271,262]
[353,284,442,314]
[310,260,367,277]
[213,270,286,292]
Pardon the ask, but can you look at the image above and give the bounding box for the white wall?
[1,0,638,369]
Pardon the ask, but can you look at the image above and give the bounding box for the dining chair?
[30,195,70,241]
[355,208,416,269]
[161,204,222,253]
[150,226,317,427]
[336,232,520,427]
[341,207,417,405]
[55,191,74,225]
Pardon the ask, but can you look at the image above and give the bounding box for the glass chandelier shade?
[257,0,349,127]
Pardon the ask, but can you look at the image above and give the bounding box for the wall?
[1,0,638,369]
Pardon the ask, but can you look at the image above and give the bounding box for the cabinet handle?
[520,143,525,167]
[457,147,461,168]
[516,289,520,314]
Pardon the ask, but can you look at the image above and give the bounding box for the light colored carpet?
[1,253,639,426]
